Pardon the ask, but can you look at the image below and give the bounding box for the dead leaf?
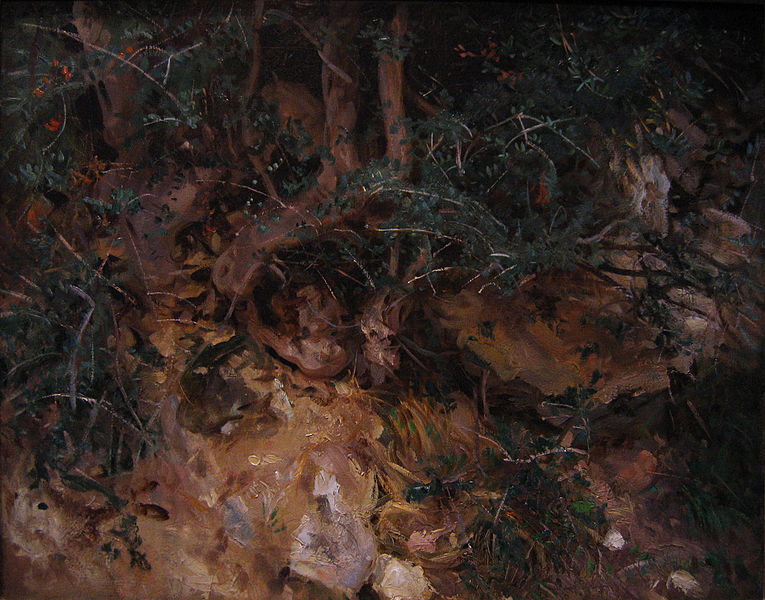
[406,529,440,553]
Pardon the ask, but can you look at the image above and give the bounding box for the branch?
[23,23,182,111]
[245,0,265,101]
[264,9,352,84]
[42,393,148,437]
[506,113,600,168]
[42,94,67,153]
[51,227,136,306]
[378,3,412,169]
[67,285,95,411]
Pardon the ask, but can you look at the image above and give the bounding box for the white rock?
[602,527,626,551]
[372,554,434,600]
[667,569,704,598]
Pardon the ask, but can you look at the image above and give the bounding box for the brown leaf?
[135,502,170,521]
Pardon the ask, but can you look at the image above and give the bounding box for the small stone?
[373,554,434,600]
[667,569,704,598]
[602,527,625,551]
[602,448,658,493]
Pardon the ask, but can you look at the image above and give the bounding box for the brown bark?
[378,3,412,172]
[212,3,366,302]
[72,2,143,162]
[244,0,265,102]
[241,0,265,151]
[319,2,362,187]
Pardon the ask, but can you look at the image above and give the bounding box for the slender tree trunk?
[378,3,412,172]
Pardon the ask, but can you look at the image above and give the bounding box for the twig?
[264,9,353,84]
[480,368,491,419]
[406,266,458,285]
[375,226,439,236]
[194,178,300,215]
[669,384,711,439]
[51,227,136,305]
[507,113,600,168]
[42,94,67,153]
[505,446,587,464]
[577,219,629,244]
[224,260,260,322]
[143,116,183,127]
[42,392,151,440]
[23,23,182,111]
[739,134,760,218]
[0,288,33,303]
[7,352,59,378]
[72,391,105,468]
[155,318,202,327]
[122,220,158,318]
[161,41,203,86]
[493,484,511,526]
[146,291,197,309]
[396,336,428,371]
[67,285,95,411]
[425,133,453,185]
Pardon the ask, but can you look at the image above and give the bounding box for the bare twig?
[0,288,33,303]
[739,134,760,218]
[7,352,59,378]
[42,94,67,153]
[42,393,148,438]
[264,9,353,84]
[375,226,439,236]
[161,41,203,86]
[122,220,158,318]
[67,285,95,411]
[506,113,600,167]
[23,23,182,111]
[51,227,136,305]
[224,260,260,322]
[577,219,629,244]
[406,266,458,285]
[493,484,511,526]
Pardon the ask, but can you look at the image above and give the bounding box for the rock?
[602,527,626,551]
[289,505,376,597]
[372,554,434,600]
[667,569,704,598]
[222,496,254,546]
[288,444,378,597]
[600,448,658,493]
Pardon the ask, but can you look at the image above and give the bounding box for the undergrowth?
[0,225,160,566]
[675,359,763,541]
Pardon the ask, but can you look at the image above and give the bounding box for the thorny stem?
[42,94,67,153]
[42,393,149,439]
[505,113,600,168]
[67,285,95,411]
[264,9,353,84]
[52,227,136,306]
[23,23,183,111]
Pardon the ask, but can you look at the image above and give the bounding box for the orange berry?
[33,88,44,98]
